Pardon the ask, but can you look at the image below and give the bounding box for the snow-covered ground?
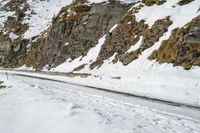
[0,72,200,133]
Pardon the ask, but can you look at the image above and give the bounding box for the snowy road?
[0,72,200,133]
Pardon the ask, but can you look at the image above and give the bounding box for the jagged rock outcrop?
[41,2,132,68]
[0,0,199,71]
[149,16,200,69]
[0,2,133,69]
[91,9,172,68]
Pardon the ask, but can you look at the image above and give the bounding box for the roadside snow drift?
[0,73,200,133]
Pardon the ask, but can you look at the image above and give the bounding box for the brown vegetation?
[0,81,6,89]
[142,0,166,6]
[177,0,194,5]
[149,16,200,70]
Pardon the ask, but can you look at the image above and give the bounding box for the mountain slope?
[0,0,200,106]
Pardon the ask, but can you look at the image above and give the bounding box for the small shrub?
[72,0,88,4]
[0,81,6,89]
[73,5,91,13]
[177,0,194,5]
[108,0,117,3]
[142,0,166,6]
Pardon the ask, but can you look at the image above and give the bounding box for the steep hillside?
[0,0,199,70]
[0,0,200,106]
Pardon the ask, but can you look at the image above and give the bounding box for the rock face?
[0,2,132,69]
[41,2,132,68]
[149,16,200,69]
[0,0,29,68]
[0,0,200,71]
[91,9,172,67]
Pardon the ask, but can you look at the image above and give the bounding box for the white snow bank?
[126,36,143,53]
[135,0,200,28]
[9,33,19,41]
[16,65,35,71]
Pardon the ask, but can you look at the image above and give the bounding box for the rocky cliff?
[0,0,199,71]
